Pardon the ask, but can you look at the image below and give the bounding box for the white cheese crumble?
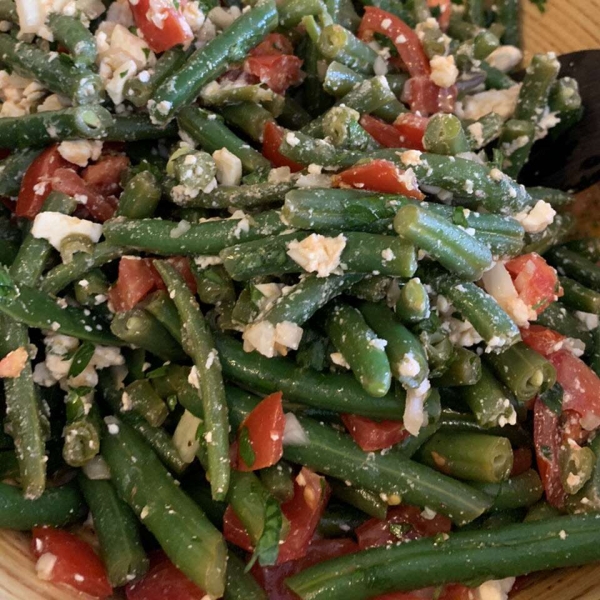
[31,212,103,251]
[514,200,556,234]
[398,352,421,378]
[35,553,58,581]
[403,378,430,436]
[574,311,599,331]
[486,45,523,72]
[455,84,521,121]
[287,233,346,278]
[473,578,515,600]
[283,412,309,446]
[57,140,103,167]
[330,352,350,369]
[268,166,293,183]
[399,149,422,166]
[213,147,242,186]
[429,55,459,88]
[242,320,303,358]
[173,409,202,462]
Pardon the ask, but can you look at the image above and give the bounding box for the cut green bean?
[433,347,482,387]
[330,480,388,520]
[560,276,600,315]
[116,170,161,219]
[317,24,378,75]
[47,13,97,67]
[471,469,544,510]
[423,114,470,155]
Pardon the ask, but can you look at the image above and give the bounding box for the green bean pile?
[0,0,597,598]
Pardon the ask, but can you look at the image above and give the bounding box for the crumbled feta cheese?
[429,55,458,88]
[373,54,388,76]
[37,93,71,112]
[403,379,430,436]
[399,149,422,166]
[253,283,284,313]
[467,122,485,147]
[398,352,421,378]
[0,347,29,378]
[381,248,395,262]
[31,212,103,250]
[486,45,523,72]
[287,233,346,277]
[169,219,191,238]
[57,140,103,167]
[194,255,222,269]
[473,578,515,600]
[182,0,205,32]
[514,200,556,234]
[489,167,504,181]
[454,84,521,121]
[242,320,303,358]
[285,132,300,147]
[574,311,599,331]
[295,172,333,188]
[0,71,46,116]
[283,413,309,446]
[213,147,242,186]
[35,553,58,581]
[207,5,241,29]
[369,338,387,351]
[535,108,561,140]
[188,365,200,389]
[442,316,483,347]
[268,166,293,183]
[330,352,350,369]
[105,0,134,26]
[173,409,201,462]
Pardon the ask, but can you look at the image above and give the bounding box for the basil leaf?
[239,426,256,469]
[540,382,563,415]
[68,342,95,378]
[246,496,283,571]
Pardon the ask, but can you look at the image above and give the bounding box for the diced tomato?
[108,257,157,313]
[157,256,198,296]
[277,468,330,563]
[16,145,71,219]
[393,114,429,150]
[245,54,305,94]
[358,7,430,77]
[334,159,424,199]
[341,414,409,451]
[222,505,254,552]
[253,538,358,600]
[561,409,590,446]
[0,347,28,378]
[505,253,563,316]
[437,584,473,600]
[360,115,410,149]
[533,397,566,508]
[262,121,303,172]
[427,0,451,31]
[520,324,565,357]
[237,392,285,471]
[250,33,295,57]
[548,350,600,425]
[129,0,193,53]
[52,168,117,222]
[82,154,130,198]
[401,75,457,115]
[356,505,452,550]
[510,447,533,477]
[0,149,10,160]
[126,551,205,600]
[31,527,112,599]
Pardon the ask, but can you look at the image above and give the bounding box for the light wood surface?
[1,1,600,599]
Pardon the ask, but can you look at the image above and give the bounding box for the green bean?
[0,106,113,149]
[317,24,377,75]
[525,500,561,522]
[410,314,455,378]
[0,33,103,105]
[216,334,405,419]
[395,278,430,323]
[125,46,192,108]
[259,462,295,503]
[0,481,86,530]
[323,302,392,397]
[463,112,504,150]
[548,77,583,136]
[110,308,184,361]
[457,364,517,428]
[372,149,533,214]
[323,62,407,98]
[566,436,600,514]
[325,0,360,31]
[330,480,388,520]
[560,443,595,495]
[288,513,600,600]
[63,394,101,468]
[178,106,272,174]
[485,342,556,403]
[422,267,521,350]
[150,0,278,123]
[279,95,313,130]
[560,277,600,315]
[283,414,492,524]
[318,502,369,537]
[522,213,575,256]
[155,260,230,501]
[115,170,161,219]
[224,551,269,600]
[433,347,482,387]
[47,13,97,67]
[495,0,519,46]
[515,52,561,123]
[547,246,600,292]
[447,13,480,41]
[78,475,149,587]
[104,114,178,142]
[0,149,40,197]
[394,205,492,280]
[528,186,576,209]
[123,379,169,427]
[347,275,391,303]
[535,301,593,350]
[499,118,535,178]
[418,432,513,483]
[359,301,429,389]
[322,106,377,151]
[219,102,275,143]
[278,129,363,168]
[102,418,227,597]
[472,469,544,510]
[103,211,286,256]
[423,114,470,155]
[278,0,326,28]
[194,265,235,307]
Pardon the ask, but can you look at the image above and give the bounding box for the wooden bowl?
[1,1,600,598]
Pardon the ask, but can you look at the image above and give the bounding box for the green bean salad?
[0,0,596,598]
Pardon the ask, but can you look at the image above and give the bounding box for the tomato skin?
[128,0,193,53]
[16,146,71,219]
[520,324,565,357]
[262,121,303,172]
[401,75,457,115]
[253,538,358,600]
[126,551,205,600]
[223,505,254,552]
[250,33,295,56]
[31,527,112,599]
[245,55,304,94]
[341,414,409,451]
[510,447,533,477]
[335,159,424,199]
[237,392,285,471]
[427,0,451,30]
[51,168,117,223]
[393,114,429,150]
[505,253,562,316]
[358,7,430,77]
[154,256,198,296]
[360,115,409,148]
[82,154,130,198]
[533,397,566,508]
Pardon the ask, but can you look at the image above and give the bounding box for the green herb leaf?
[239,426,256,469]
[68,342,95,378]
[246,496,283,571]
[540,382,563,415]
[146,364,171,379]
[389,522,412,540]
[452,207,469,228]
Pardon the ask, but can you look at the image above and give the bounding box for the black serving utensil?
[517,49,600,192]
